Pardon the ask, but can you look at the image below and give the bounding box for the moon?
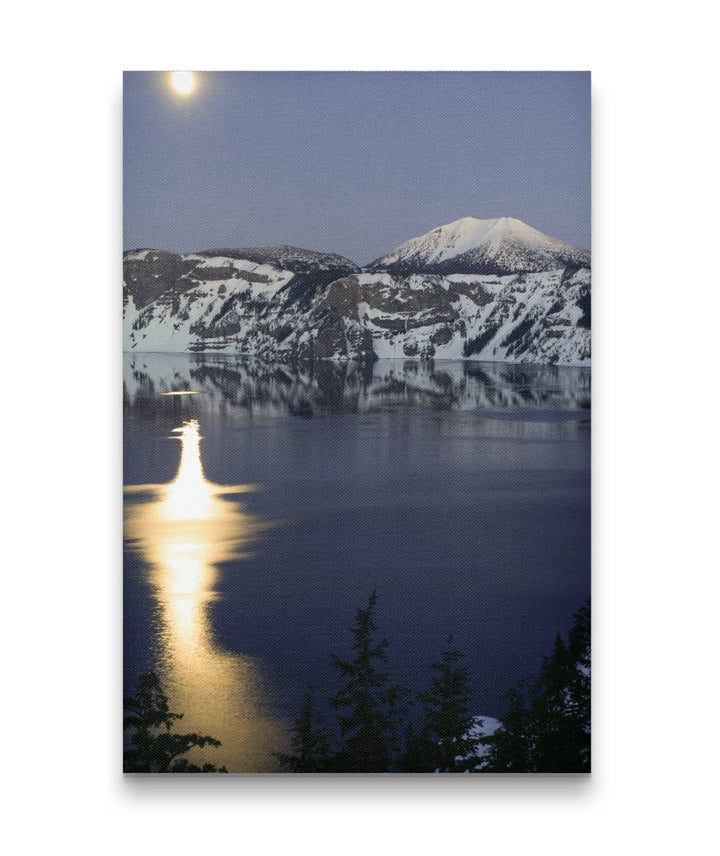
[170,71,196,95]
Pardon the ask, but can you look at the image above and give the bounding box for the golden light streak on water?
[124,420,287,771]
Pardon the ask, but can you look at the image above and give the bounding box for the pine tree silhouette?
[485,688,532,772]
[531,603,590,771]
[398,723,435,773]
[272,595,590,774]
[275,686,333,772]
[123,672,227,773]
[331,591,408,772]
[485,601,590,773]
[405,635,480,772]
[567,602,591,767]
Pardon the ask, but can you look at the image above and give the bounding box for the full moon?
[170,71,195,95]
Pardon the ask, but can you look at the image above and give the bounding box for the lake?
[123,354,590,772]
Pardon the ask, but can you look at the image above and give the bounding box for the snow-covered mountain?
[368,217,590,275]
[124,222,591,366]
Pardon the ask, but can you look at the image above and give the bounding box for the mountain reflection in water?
[124,354,591,420]
[124,418,287,772]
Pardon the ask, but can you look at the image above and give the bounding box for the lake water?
[123,354,590,772]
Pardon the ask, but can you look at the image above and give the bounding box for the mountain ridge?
[195,244,360,274]
[123,218,591,366]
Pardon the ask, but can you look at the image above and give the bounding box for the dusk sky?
[124,71,590,264]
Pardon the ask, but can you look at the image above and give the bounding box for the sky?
[124,71,590,264]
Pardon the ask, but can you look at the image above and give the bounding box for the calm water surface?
[124,355,590,772]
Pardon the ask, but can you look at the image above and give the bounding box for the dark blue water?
[124,355,590,770]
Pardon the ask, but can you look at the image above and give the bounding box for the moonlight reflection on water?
[124,420,287,772]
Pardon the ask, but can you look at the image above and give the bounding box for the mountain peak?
[368,217,590,275]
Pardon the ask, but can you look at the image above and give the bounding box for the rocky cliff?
[124,220,591,366]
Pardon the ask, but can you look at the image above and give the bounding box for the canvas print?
[123,71,590,774]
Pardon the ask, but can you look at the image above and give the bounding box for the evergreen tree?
[414,635,480,772]
[485,688,532,772]
[567,602,591,765]
[331,591,408,772]
[124,672,227,773]
[530,603,590,772]
[275,687,334,772]
[530,633,573,768]
[485,601,591,773]
[397,722,436,773]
